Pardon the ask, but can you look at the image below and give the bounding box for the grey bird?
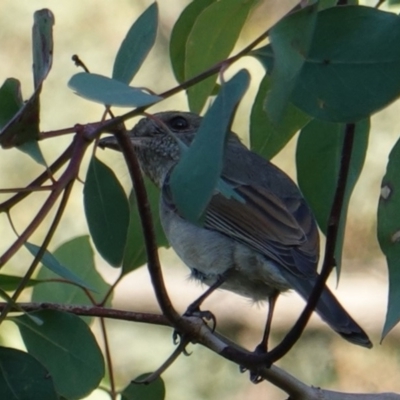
[99,111,372,350]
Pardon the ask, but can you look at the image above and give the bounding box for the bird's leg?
[173,274,226,347]
[257,291,279,353]
[184,273,227,328]
[241,291,279,383]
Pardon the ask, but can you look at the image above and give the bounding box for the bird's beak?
[98,136,120,151]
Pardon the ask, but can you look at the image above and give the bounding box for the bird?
[99,111,372,351]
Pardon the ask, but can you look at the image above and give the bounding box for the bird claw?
[171,331,192,355]
[184,305,217,331]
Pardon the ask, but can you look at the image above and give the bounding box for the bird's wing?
[204,179,319,277]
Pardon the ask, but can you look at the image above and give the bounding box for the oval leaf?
[84,157,130,266]
[250,74,311,159]
[12,310,105,400]
[25,242,95,291]
[122,181,169,275]
[32,236,111,313]
[121,374,165,400]
[292,6,400,122]
[266,2,318,123]
[296,119,369,273]
[169,0,214,83]
[377,138,400,339]
[0,347,58,400]
[32,9,54,89]
[170,69,249,223]
[68,73,161,107]
[112,3,158,84]
[184,0,257,113]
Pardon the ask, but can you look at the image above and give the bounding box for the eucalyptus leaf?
[0,347,58,400]
[68,73,161,107]
[184,0,258,113]
[32,9,54,89]
[13,310,105,400]
[377,138,400,339]
[296,119,369,273]
[25,242,96,291]
[170,69,250,223]
[84,157,130,267]
[113,3,158,84]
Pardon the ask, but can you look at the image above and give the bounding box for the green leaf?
[121,374,165,400]
[296,119,369,273]
[17,140,47,166]
[32,236,111,312]
[250,74,311,159]
[32,9,54,89]
[250,44,274,74]
[68,73,162,107]
[185,0,257,113]
[0,87,40,149]
[0,274,42,291]
[266,2,318,123]
[112,3,158,84]
[13,310,105,400]
[170,69,249,223]
[170,0,215,83]
[378,138,400,338]
[25,242,95,291]
[292,6,400,122]
[0,78,23,130]
[84,157,130,266]
[0,347,58,400]
[122,181,169,275]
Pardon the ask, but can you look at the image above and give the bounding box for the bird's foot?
[239,344,268,383]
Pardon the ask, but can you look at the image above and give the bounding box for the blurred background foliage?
[0,0,400,399]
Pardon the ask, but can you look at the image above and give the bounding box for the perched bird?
[99,111,372,350]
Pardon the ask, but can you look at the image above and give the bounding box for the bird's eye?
[169,116,189,131]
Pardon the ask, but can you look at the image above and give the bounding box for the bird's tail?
[283,273,372,348]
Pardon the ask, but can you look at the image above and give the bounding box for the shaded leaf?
[185,0,257,113]
[32,9,54,89]
[84,157,130,267]
[292,6,400,122]
[170,0,215,83]
[68,73,161,107]
[113,3,158,84]
[170,69,249,223]
[122,374,165,400]
[378,138,400,338]
[250,74,311,159]
[0,88,40,149]
[296,119,369,273]
[13,310,105,400]
[0,347,58,400]
[266,2,318,123]
[17,140,47,166]
[0,78,23,130]
[25,242,95,291]
[122,181,169,275]
[0,274,42,291]
[32,236,111,314]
